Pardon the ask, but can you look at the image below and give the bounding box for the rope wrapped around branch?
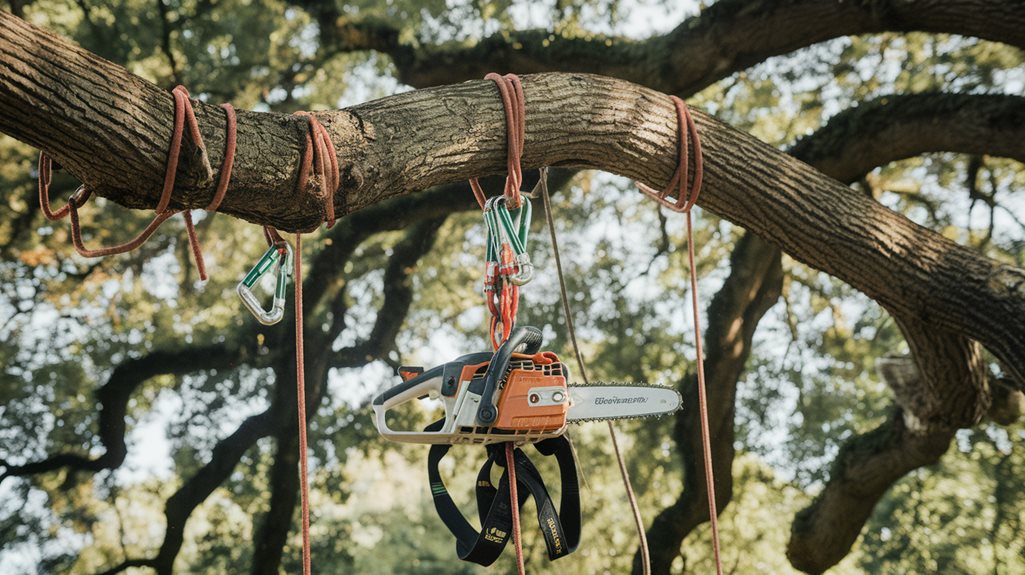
[37,85,237,280]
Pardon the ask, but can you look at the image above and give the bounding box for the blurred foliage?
[1,0,1024,574]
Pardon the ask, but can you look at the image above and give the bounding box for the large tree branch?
[308,0,1025,93]
[2,16,1023,385]
[780,92,1024,572]
[1,343,241,484]
[4,13,1025,571]
[152,408,277,575]
[786,319,988,573]
[95,408,277,575]
[786,410,954,574]
[789,92,1025,183]
[331,217,446,368]
[249,407,302,575]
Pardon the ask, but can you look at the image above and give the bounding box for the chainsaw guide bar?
[565,382,682,424]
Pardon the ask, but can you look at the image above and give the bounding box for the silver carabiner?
[508,252,534,285]
[237,242,293,325]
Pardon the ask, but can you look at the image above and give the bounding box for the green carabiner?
[509,198,531,247]
[482,196,533,285]
[495,198,533,285]
[237,242,293,325]
[483,197,502,265]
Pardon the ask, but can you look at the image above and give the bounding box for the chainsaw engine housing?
[372,350,571,445]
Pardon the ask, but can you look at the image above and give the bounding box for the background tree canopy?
[1,1,1024,574]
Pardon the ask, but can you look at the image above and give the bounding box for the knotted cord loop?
[37,85,239,281]
[470,73,526,209]
[38,153,71,221]
[158,86,209,212]
[65,186,176,257]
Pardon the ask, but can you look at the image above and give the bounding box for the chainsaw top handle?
[475,325,544,426]
[372,352,492,407]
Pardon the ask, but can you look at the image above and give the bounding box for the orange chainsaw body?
[495,353,570,431]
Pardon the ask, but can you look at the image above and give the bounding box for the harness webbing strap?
[497,443,578,561]
[426,429,519,566]
[426,425,580,567]
[531,436,581,558]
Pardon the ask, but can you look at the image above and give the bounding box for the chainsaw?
[373,325,682,445]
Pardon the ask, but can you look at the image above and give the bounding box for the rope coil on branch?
[470,72,526,210]
[37,85,238,280]
[637,95,703,212]
[293,111,340,228]
[261,112,340,246]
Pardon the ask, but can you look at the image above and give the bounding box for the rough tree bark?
[3,8,1025,574]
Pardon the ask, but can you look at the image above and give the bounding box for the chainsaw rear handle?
[372,364,445,407]
[475,325,543,425]
[372,352,492,444]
